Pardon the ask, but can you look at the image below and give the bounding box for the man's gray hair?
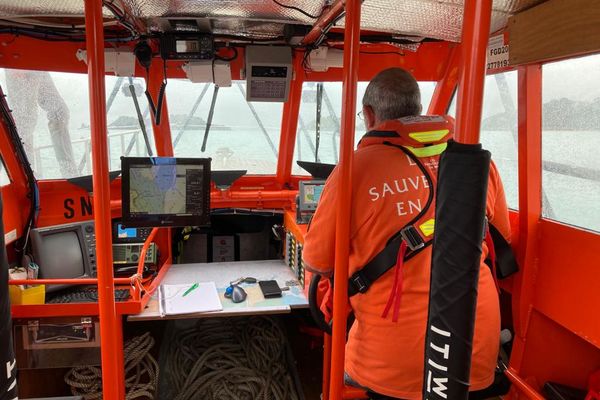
[362,68,421,121]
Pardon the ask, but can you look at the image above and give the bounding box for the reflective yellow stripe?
[405,142,448,158]
[419,218,435,237]
[409,129,450,143]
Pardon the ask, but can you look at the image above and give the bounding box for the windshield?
[292,81,435,175]
[167,80,283,174]
[0,69,155,180]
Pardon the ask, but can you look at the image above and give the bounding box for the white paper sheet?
[159,282,222,316]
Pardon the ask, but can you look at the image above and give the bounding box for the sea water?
[29,127,600,233]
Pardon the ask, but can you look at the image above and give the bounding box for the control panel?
[82,221,97,276]
[296,180,325,225]
[113,243,157,266]
[285,232,305,287]
[112,221,152,244]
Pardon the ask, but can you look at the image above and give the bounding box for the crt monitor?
[30,221,96,293]
[121,157,211,227]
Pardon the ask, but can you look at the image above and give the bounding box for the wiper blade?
[315,82,323,162]
[201,84,220,152]
[128,77,153,156]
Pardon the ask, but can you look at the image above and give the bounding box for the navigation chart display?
[121,157,211,227]
[298,180,325,211]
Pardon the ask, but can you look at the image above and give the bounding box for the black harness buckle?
[400,225,425,251]
[350,272,369,294]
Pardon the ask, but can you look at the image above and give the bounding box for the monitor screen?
[30,222,95,294]
[121,157,211,227]
[39,232,85,279]
[299,180,325,211]
[117,224,137,239]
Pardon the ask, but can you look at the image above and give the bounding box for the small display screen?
[251,66,288,78]
[117,224,137,239]
[176,40,200,53]
[303,183,324,206]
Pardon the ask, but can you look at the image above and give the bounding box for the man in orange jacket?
[302,67,510,400]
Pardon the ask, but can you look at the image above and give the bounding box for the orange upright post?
[329,0,362,399]
[276,55,304,186]
[427,45,461,115]
[83,1,121,399]
[454,0,493,144]
[510,64,543,374]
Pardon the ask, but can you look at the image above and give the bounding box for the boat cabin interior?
[0,0,598,399]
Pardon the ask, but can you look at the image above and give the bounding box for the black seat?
[0,192,18,398]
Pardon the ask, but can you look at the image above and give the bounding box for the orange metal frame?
[454,0,493,145]
[0,1,598,399]
[84,1,121,398]
[328,0,361,398]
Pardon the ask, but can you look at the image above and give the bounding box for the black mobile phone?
[259,280,282,298]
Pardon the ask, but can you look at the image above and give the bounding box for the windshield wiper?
[315,82,323,162]
[201,84,220,152]
[128,77,153,156]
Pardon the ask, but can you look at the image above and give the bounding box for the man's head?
[362,67,422,130]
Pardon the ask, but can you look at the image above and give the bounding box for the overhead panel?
[0,0,110,17]
[0,0,548,42]
[336,0,548,42]
[122,0,326,24]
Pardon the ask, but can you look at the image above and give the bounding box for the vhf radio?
[112,243,157,266]
[112,221,157,266]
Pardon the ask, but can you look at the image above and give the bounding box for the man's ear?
[364,105,377,130]
[418,103,423,115]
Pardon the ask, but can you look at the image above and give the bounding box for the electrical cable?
[65,332,159,400]
[144,59,167,126]
[161,316,301,400]
[0,85,38,254]
[102,0,139,39]
[271,0,322,19]
[0,17,117,30]
[0,26,135,42]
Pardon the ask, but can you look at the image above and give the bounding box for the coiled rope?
[65,332,159,399]
[163,316,300,400]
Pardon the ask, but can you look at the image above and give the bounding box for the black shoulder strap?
[348,143,435,297]
[348,238,432,296]
[488,223,519,279]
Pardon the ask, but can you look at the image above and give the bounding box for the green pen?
[182,283,199,297]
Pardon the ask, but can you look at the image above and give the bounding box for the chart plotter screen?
[298,180,325,211]
[121,157,211,227]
